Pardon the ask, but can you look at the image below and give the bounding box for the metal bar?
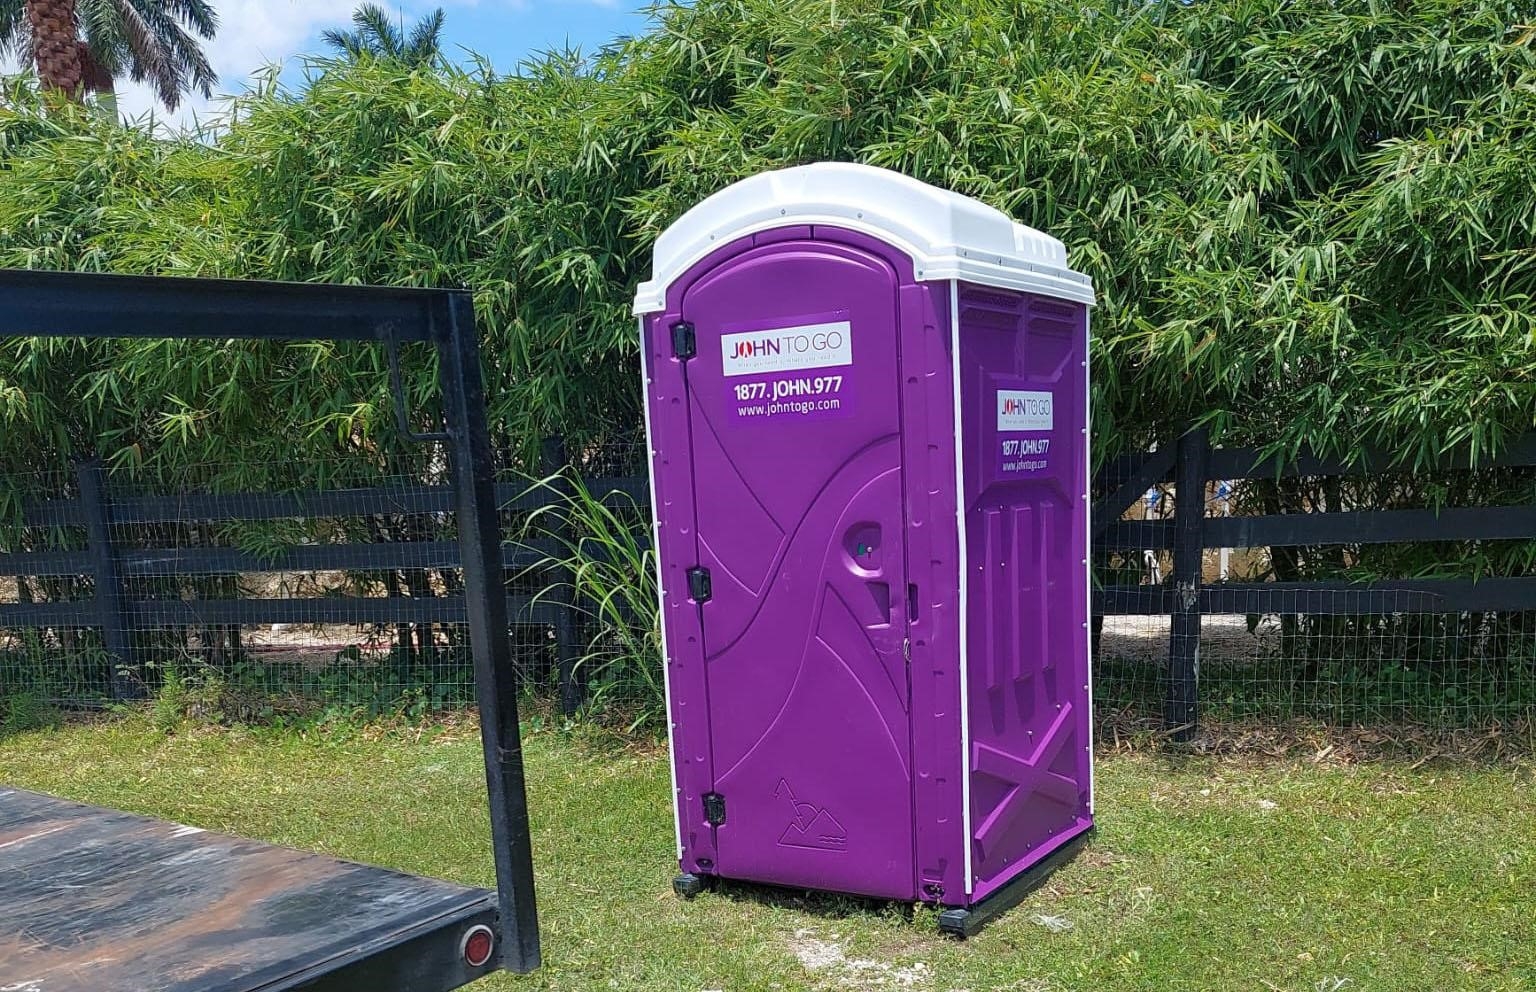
[1195,583,1444,614]
[587,475,650,506]
[0,601,88,626]
[434,292,541,972]
[543,437,583,716]
[1165,428,1208,740]
[0,269,439,342]
[1210,577,1536,614]
[129,540,554,576]
[1109,504,1536,552]
[24,486,458,528]
[1204,504,1536,548]
[0,595,557,627]
[1100,452,1175,486]
[495,482,547,513]
[119,541,464,576]
[1094,585,1170,615]
[78,460,140,701]
[1092,445,1175,539]
[270,903,499,992]
[26,484,556,528]
[29,437,1534,530]
[0,540,554,579]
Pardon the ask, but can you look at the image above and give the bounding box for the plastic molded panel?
[957,284,1093,902]
[635,163,1095,313]
[642,212,1093,913]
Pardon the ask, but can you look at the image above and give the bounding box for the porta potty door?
[661,235,917,900]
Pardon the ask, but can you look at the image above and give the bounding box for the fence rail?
[0,456,633,710]
[6,430,1536,734]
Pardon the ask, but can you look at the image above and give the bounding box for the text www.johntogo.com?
[736,397,843,419]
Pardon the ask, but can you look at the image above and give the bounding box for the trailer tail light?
[460,924,495,967]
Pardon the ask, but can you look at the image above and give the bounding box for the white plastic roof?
[633,162,1095,314]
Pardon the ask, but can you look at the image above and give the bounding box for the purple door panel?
[680,239,914,900]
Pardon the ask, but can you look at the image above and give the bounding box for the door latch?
[671,321,697,360]
[687,566,712,603]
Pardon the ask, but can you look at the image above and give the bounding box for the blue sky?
[8,1,655,129]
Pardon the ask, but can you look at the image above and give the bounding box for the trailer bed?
[0,787,500,992]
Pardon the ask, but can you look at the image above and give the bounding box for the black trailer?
[0,270,540,990]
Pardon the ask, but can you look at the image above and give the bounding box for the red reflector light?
[461,924,495,967]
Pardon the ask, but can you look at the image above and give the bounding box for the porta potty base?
[637,163,1096,931]
[933,829,1092,937]
[673,827,1092,938]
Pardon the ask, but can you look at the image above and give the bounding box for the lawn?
[1,715,1532,991]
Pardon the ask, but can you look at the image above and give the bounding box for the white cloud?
[5,1,549,133]
[116,0,386,131]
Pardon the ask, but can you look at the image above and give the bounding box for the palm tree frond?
[16,0,218,109]
[0,0,32,57]
[405,7,444,66]
[354,4,403,58]
[321,27,367,60]
[324,3,446,68]
[156,0,214,37]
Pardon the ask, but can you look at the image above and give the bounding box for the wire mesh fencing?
[6,434,1536,736]
[0,457,562,724]
[1094,436,1536,736]
[1093,607,1536,732]
[536,437,663,724]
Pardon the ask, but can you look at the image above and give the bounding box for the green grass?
[1,716,1532,991]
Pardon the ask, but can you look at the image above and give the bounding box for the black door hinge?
[687,566,712,603]
[703,792,726,826]
[671,321,697,360]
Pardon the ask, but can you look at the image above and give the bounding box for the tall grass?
[532,475,663,727]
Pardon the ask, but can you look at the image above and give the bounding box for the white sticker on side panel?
[997,389,1054,432]
[720,320,852,377]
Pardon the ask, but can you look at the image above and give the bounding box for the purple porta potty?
[634,163,1095,934]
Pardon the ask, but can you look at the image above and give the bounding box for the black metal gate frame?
[0,269,541,973]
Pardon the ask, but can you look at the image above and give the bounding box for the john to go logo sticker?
[997,388,1054,475]
[720,320,852,377]
[997,389,1054,432]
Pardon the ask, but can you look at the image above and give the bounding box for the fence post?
[1165,427,1208,740]
[78,459,139,701]
[541,436,583,715]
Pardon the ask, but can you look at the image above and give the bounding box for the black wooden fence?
[0,443,646,714]
[5,432,1535,733]
[1095,429,1536,737]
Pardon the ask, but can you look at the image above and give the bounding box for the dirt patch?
[1099,613,1267,664]
[788,929,931,991]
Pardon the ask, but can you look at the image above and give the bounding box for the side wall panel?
[901,281,966,905]
[957,284,1093,903]
[644,309,717,874]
